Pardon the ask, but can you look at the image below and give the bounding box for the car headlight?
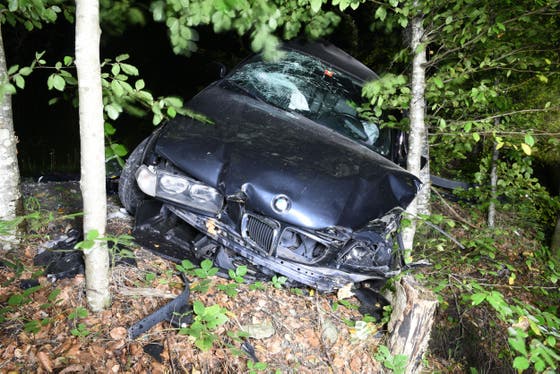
[136,165,223,214]
[337,237,393,270]
[136,165,157,197]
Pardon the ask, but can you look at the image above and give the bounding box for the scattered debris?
[128,276,191,339]
[143,343,165,363]
[241,322,276,340]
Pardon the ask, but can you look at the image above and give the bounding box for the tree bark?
[488,140,499,228]
[75,0,110,311]
[402,4,428,250]
[387,275,438,373]
[551,215,560,260]
[0,23,23,251]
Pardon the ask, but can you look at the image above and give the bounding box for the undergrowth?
[414,199,560,373]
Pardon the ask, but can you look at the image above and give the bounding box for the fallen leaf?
[109,327,128,340]
[37,351,53,373]
[337,283,354,299]
[241,322,275,339]
[321,318,339,345]
[59,364,85,373]
[302,328,320,348]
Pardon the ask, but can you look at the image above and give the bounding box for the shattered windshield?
[226,50,391,156]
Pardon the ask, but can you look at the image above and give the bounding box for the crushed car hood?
[155,84,420,230]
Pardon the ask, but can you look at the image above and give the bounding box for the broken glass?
[227,51,390,156]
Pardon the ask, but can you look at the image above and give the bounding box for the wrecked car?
[118,41,420,293]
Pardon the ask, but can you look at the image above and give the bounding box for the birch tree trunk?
[0,23,22,251]
[75,0,110,311]
[488,141,499,228]
[551,216,560,260]
[387,275,438,374]
[402,4,428,250]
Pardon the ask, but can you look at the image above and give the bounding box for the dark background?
[4,4,397,178]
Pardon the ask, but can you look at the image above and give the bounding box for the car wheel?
[118,137,149,215]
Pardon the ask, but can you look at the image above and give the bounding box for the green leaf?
[14,75,25,89]
[19,67,33,76]
[52,74,66,91]
[105,104,120,120]
[508,336,527,355]
[63,56,73,66]
[8,0,18,12]
[470,293,486,305]
[120,63,139,76]
[310,0,322,13]
[375,6,387,22]
[163,97,183,108]
[115,54,129,62]
[521,143,532,156]
[47,288,61,302]
[537,74,548,83]
[7,65,19,75]
[512,356,530,371]
[237,265,247,277]
[104,122,116,136]
[86,229,99,241]
[8,294,24,306]
[135,79,145,90]
[524,134,535,147]
[193,300,205,316]
[472,133,480,142]
[111,80,124,97]
[110,143,127,157]
[433,77,444,89]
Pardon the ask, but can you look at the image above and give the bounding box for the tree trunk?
[551,215,560,260]
[402,5,428,250]
[0,23,22,251]
[387,275,438,373]
[75,0,110,311]
[488,141,499,228]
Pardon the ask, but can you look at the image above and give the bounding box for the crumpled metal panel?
[155,85,420,230]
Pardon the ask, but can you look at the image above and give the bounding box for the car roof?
[282,40,379,83]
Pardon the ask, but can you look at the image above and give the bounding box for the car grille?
[241,213,280,254]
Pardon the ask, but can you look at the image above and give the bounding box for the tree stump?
[387,275,438,373]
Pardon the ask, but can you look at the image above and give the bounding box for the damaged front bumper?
[133,199,405,293]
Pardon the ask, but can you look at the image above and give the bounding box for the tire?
[118,137,150,214]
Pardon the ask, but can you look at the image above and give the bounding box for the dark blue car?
[119,41,420,292]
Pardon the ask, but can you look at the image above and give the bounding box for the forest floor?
[0,181,399,373]
[0,181,557,373]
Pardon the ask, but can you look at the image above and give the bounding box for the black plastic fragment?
[128,275,191,339]
[353,286,390,321]
[19,278,40,289]
[34,228,83,280]
[34,249,85,280]
[143,343,164,363]
[33,229,137,281]
[241,340,259,362]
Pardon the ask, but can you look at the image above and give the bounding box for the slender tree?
[0,1,61,250]
[401,0,428,249]
[75,0,110,311]
[0,23,20,250]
